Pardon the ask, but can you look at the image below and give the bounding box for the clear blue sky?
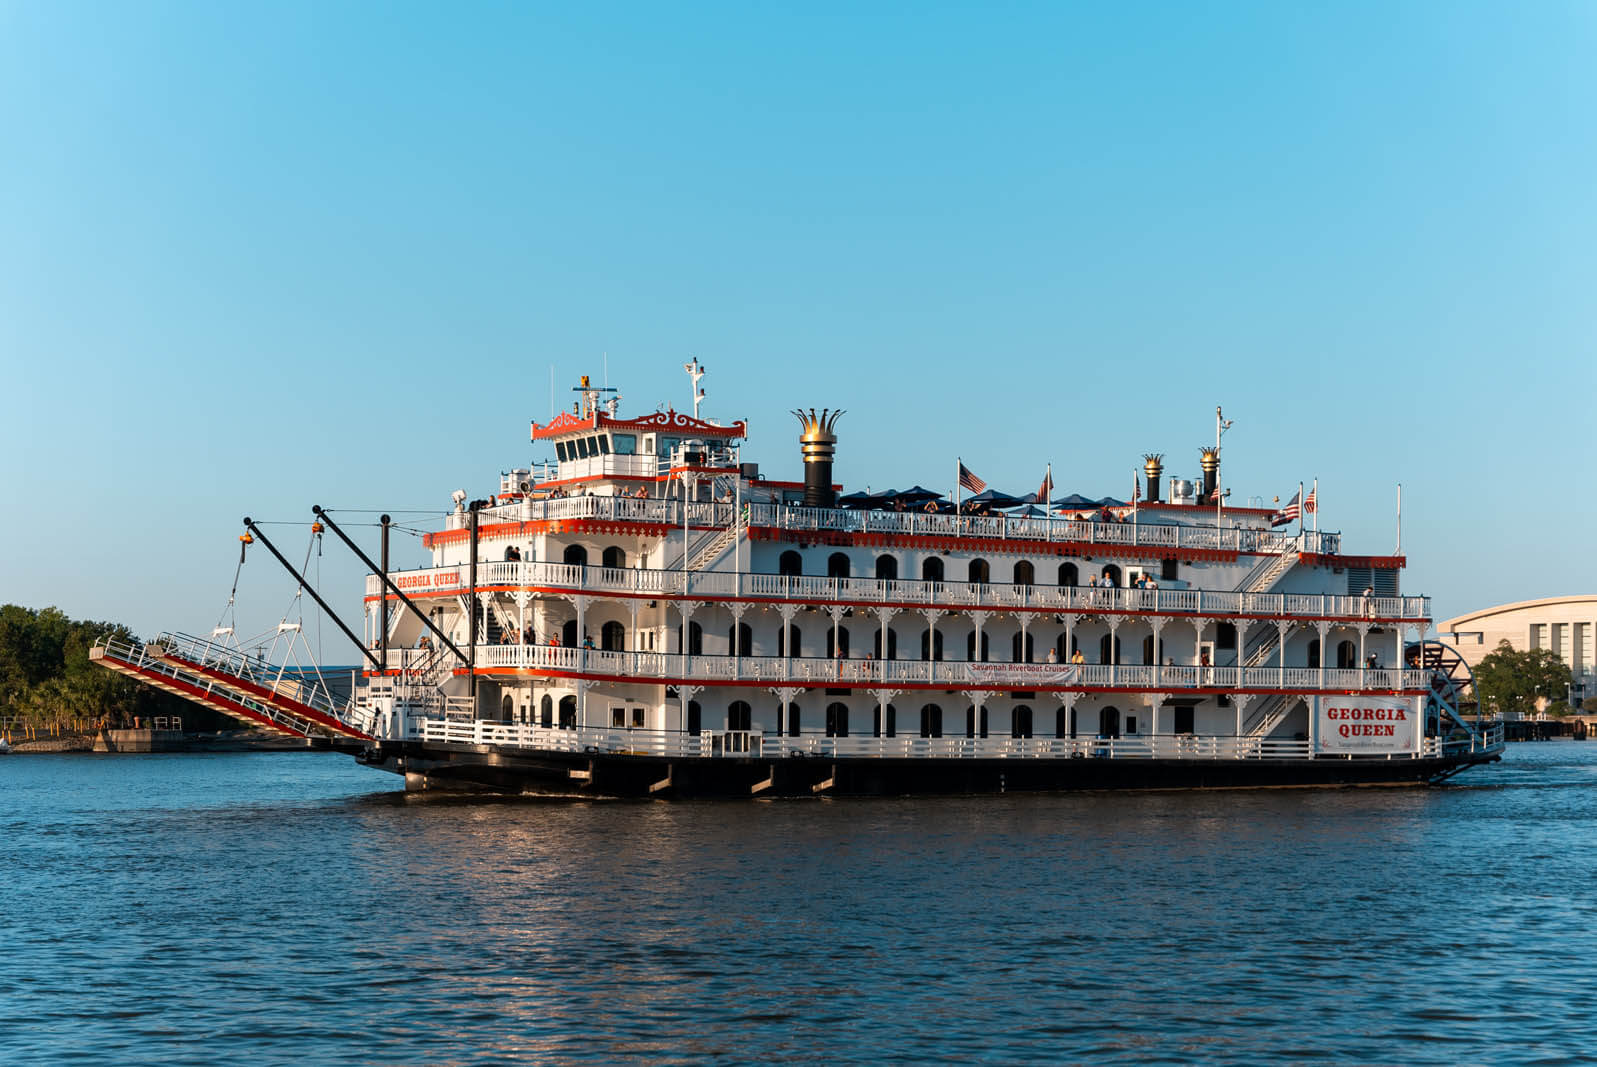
[3,1,1593,653]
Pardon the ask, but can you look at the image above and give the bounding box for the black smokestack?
[794,408,842,508]
[1199,447,1220,504]
[1143,454,1163,503]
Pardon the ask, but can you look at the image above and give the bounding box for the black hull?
[357,741,1500,797]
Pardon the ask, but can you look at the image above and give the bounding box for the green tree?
[1472,640,1573,718]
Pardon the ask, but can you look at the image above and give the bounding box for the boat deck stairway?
[91,633,374,744]
[1236,538,1300,594]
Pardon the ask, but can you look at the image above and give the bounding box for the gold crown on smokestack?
[794,408,843,459]
[1198,446,1220,473]
[1143,453,1164,476]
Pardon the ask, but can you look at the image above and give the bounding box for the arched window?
[828,552,851,578]
[601,621,625,652]
[873,628,898,660]
[1216,622,1237,650]
[1099,706,1121,739]
[921,628,944,661]
[825,626,850,659]
[1099,634,1121,665]
[966,630,989,662]
[778,625,802,658]
[779,550,803,577]
[1055,706,1069,738]
[728,701,752,732]
[885,704,897,738]
[1101,564,1121,587]
[1011,631,1034,663]
[683,621,703,655]
[1308,639,1321,669]
[919,703,943,738]
[1012,705,1033,739]
[540,694,553,728]
[1055,632,1078,662]
[825,702,850,738]
[500,694,513,722]
[562,619,579,648]
[727,622,752,656]
[875,555,898,581]
[601,546,626,569]
[1014,560,1034,586]
[686,700,702,736]
[563,544,588,567]
[968,558,990,584]
[1058,562,1078,586]
[1141,634,1158,665]
[787,704,802,737]
[922,557,944,582]
[1336,640,1357,669]
[558,695,577,729]
[965,706,989,739]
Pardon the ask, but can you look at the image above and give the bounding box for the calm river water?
[3,745,1596,1065]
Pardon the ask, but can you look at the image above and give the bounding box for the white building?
[1439,596,1597,708]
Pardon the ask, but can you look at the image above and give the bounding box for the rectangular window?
[1576,623,1591,671]
[555,441,569,462]
[611,707,625,728]
[1161,558,1179,581]
[1347,567,1373,595]
[1529,624,1546,650]
[631,707,645,728]
[1174,707,1195,734]
[613,433,636,455]
[660,436,680,458]
[1553,623,1567,662]
[1125,715,1138,735]
[596,435,611,454]
[575,437,591,459]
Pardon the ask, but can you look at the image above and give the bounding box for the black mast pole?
[379,514,390,672]
[311,506,469,664]
[243,518,381,669]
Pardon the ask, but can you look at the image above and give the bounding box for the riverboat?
[93,366,1503,794]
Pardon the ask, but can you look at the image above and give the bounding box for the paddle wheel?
[1406,639,1480,738]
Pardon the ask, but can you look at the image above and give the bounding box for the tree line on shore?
[0,604,228,733]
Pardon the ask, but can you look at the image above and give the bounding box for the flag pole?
[1132,469,1139,528]
[955,456,962,532]
[1312,477,1318,534]
[1297,480,1304,539]
[1396,482,1402,555]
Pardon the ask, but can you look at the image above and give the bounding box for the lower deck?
[362,730,1503,797]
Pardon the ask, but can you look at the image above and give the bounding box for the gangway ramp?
[91,634,373,744]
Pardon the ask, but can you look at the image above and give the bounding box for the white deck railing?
[412,719,1503,761]
[448,495,1344,556]
[370,560,1426,623]
[452,643,1430,692]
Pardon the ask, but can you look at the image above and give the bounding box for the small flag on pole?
[958,462,987,495]
[1304,486,1317,514]
[1036,464,1053,504]
[1271,489,1301,527]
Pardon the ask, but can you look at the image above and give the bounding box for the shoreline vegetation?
[1,604,233,747]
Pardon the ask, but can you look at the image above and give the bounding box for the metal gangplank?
[91,632,375,743]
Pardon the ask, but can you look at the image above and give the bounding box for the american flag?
[958,462,987,495]
[1304,486,1317,514]
[1271,489,1301,528]
[1036,466,1053,504]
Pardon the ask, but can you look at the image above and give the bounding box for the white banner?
[1317,696,1415,754]
[965,663,1078,686]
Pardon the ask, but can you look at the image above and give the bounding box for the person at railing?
[522,625,535,645]
[419,635,431,650]
[634,486,648,499]
[1070,648,1085,665]
[1361,586,1374,619]
[503,545,521,562]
